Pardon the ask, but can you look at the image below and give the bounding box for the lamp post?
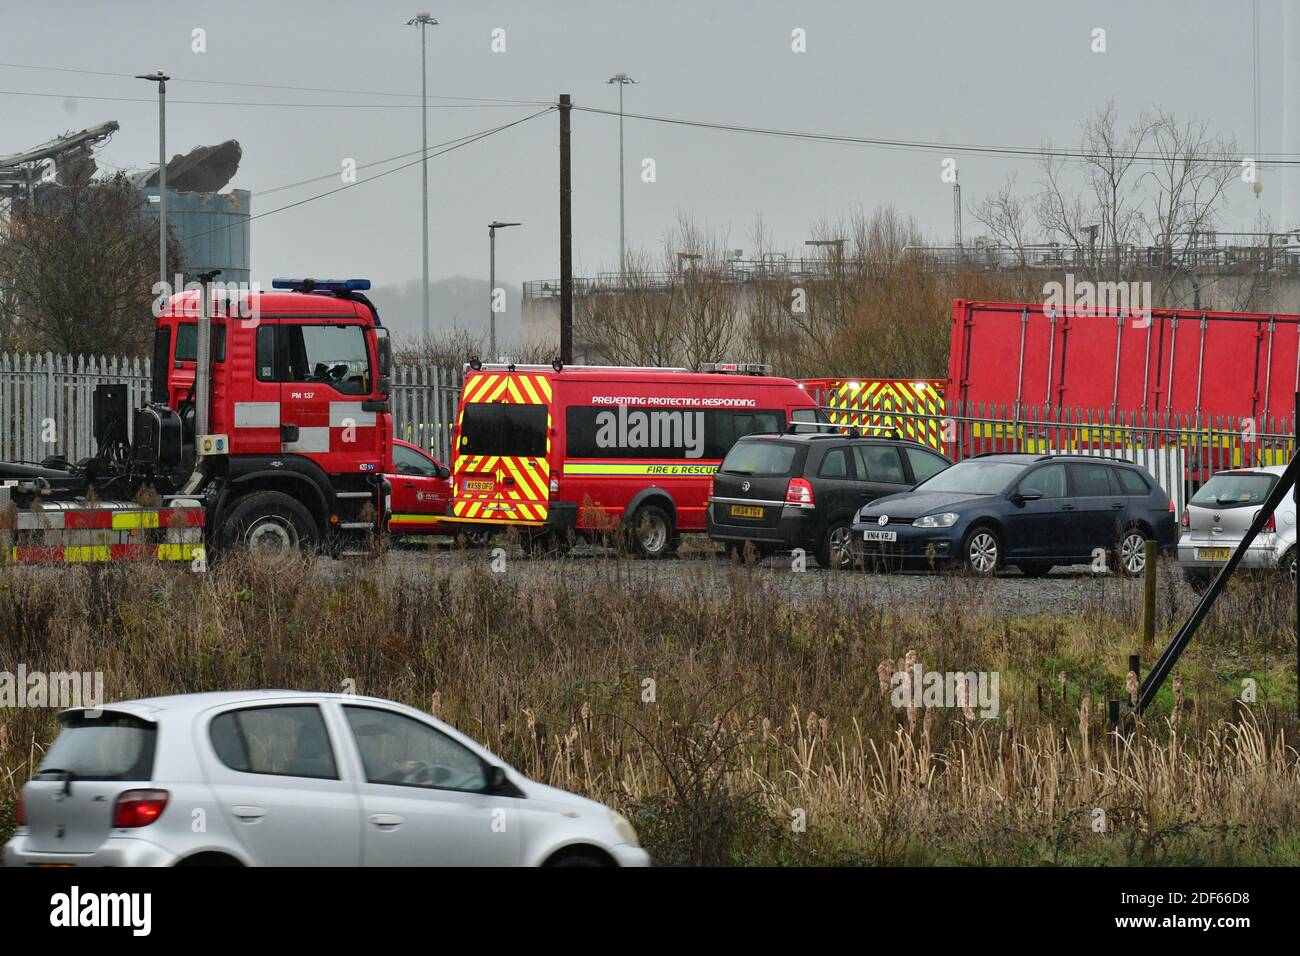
[489,220,521,361]
[606,73,636,276]
[135,71,170,286]
[407,12,439,348]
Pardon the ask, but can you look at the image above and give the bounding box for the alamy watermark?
[151,275,262,324]
[1042,274,1152,327]
[0,666,103,714]
[890,664,1000,719]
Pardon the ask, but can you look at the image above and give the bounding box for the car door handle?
[369,813,403,829]
[1060,504,1075,511]
[402,481,415,489]
[1111,502,1125,509]
[232,805,265,820]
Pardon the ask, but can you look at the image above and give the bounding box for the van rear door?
[452,372,552,524]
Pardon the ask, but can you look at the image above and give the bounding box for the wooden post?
[1141,539,1157,651]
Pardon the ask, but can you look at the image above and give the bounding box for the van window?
[35,713,156,782]
[565,406,782,459]
[461,403,548,457]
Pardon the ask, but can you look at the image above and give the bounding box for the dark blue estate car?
[850,453,1178,576]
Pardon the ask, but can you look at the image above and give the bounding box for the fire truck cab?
[153,279,394,552]
[442,362,822,557]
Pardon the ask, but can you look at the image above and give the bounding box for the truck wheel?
[628,505,673,559]
[220,491,319,553]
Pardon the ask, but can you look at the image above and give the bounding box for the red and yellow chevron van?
[442,362,823,557]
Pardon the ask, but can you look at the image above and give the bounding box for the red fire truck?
[440,362,823,557]
[1,277,397,562]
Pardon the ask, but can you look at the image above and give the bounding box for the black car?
[850,453,1179,576]
[707,432,952,567]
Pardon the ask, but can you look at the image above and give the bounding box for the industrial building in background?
[0,124,250,284]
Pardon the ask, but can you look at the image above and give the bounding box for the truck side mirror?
[377,332,392,377]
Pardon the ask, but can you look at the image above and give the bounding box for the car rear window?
[35,712,156,782]
[720,441,801,476]
[1191,472,1276,508]
[459,402,548,457]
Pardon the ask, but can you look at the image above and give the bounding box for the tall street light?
[606,72,636,276]
[135,71,170,286]
[407,12,439,348]
[488,220,521,361]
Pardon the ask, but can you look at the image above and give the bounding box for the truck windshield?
[914,460,1024,495]
[460,403,548,457]
[1191,472,1276,508]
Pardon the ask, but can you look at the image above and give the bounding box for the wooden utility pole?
[559,94,573,364]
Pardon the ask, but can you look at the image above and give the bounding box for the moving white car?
[5,690,648,867]
[1178,465,1296,591]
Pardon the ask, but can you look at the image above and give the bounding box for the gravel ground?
[372,538,1209,621]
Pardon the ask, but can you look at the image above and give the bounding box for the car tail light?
[1261,510,1277,532]
[1181,508,1189,529]
[15,790,25,827]
[785,477,814,507]
[112,789,169,828]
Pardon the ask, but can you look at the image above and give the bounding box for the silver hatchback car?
[4,691,648,867]
[1178,465,1296,590]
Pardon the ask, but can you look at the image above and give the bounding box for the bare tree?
[0,172,182,356]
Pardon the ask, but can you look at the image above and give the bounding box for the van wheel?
[220,491,318,553]
[1116,528,1149,577]
[628,505,673,559]
[816,521,854,569]
[961,526,1001,576]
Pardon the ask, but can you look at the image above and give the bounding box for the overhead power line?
[185,106,554,242]
[0,88,542,109]
[0,60,550,105]
[570,105,1300,167]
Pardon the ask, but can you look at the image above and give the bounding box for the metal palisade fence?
[0,352,464,465]
[822,398,1297,514]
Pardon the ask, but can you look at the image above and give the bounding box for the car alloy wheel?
[1285,549,1297,585]
[1120,531,1146,576]
[828,525,854,569]
[966,530,998,574]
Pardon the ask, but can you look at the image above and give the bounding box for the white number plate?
[863,529,897,542]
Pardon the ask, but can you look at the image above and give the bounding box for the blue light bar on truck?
[271,278,371,293]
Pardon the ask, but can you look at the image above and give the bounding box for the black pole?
[1295,392,1299,720]
[559,93,573,365]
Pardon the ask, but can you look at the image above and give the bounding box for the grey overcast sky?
[2,0,1294,301]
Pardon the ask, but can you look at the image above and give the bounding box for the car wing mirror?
[437,465,451,480]
[486,765,508,791]
[1014,490,1043,502]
